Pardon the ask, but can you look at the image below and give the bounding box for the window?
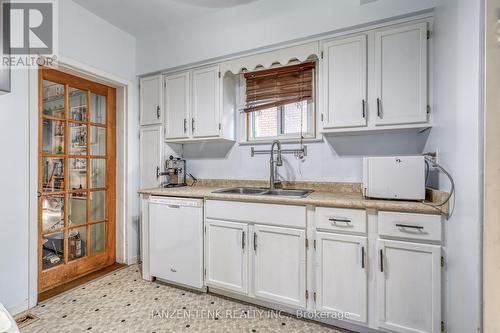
[244,62,316,141]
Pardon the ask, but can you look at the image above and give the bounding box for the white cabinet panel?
[322,35,367,128]
[191,66,220,138]
[140,75,163,126]
[206,219,248,295]
[377,239,441,333]
[139,125,162,188]
[165,72,190,140]
[315,232,367,324]
[374,23,428,126]
[149,200,203,288]
[253,225,306,308]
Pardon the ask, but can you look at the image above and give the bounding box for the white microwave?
[362,156,426,201]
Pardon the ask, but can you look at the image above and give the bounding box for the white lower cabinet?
[205,219,248,295]
[253,225,307,308]
[377,239,441,333]
[315,232,368,324]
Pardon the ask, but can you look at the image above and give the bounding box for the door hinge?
[305,238,309,249]
[441,256,445,268]
[427,30,432,40]
[427,105,431,114]
[313,292,316,302]
[305,290,309,299]
[441,321,445,332]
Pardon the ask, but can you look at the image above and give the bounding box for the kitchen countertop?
[138,180,448,215]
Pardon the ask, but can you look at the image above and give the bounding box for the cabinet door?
[374,22,428,126]
[322,35,367,129]
[377,239,441,333]
[253,225,306,308]
[139,125,162,188]
[165,72,190,140]
[149,202,203,288]
[315,232,367,324]
[205,219,248,294]
[140,75,163,126]
[191,66,221,138]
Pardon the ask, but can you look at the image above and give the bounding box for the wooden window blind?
[244,61,315,113]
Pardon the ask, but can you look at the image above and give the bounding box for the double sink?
[212,187,313,198]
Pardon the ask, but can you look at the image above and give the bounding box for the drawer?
[205,200,306,228]
[315,207,367,234]
[378,211,442,242]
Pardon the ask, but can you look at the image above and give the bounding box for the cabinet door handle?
[253,232,257,252]
[362,99,366,119]
[379,249,384,272]
[377,98,382,118]
[242,231,245,250]
[192,118,195,133]
[184,118,187,133]
[156,166,160,180]
[395,224,424,230]
[361,246,365,269]
[156,106,161,119]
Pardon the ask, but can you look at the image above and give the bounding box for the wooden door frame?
[483,0,500,331]
[27,56,135,309]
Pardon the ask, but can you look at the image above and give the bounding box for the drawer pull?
[395,224,424,230]
[167,205,180,209]
[329,218,351,223]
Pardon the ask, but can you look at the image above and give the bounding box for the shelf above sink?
[212,187,313,198]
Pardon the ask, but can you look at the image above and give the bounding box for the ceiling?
[73,0,259,38]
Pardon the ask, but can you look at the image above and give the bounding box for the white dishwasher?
[149,196,204,289]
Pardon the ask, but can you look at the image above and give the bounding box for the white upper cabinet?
[140,75,163,126]
[315,232,368,324]
[191,66,221,138]
[377,239,441,333]
[139,125,162,188]
[253,225,307,309]
[165,72,190,140]
[374,22,428,126]
[162,66,236,143]
[322,35,368,129]
[320,20,431,134]
[205,219,249,295]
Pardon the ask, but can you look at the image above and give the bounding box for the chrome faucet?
[269,140,283,190]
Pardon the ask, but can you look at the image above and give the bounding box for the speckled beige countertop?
[138,179,448,215]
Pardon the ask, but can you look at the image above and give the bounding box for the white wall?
[137,0,435,74]
[424,0,483,332]
[0,0,137,314]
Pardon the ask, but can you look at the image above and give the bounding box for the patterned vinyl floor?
[20,265,350,333]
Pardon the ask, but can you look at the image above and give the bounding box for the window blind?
[244,61,315,113]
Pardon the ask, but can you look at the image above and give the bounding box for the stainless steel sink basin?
[212,187,268,195]
[212,187,313,198]
[261,189,313,198]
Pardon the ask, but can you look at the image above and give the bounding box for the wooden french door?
[38,68,116,293]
